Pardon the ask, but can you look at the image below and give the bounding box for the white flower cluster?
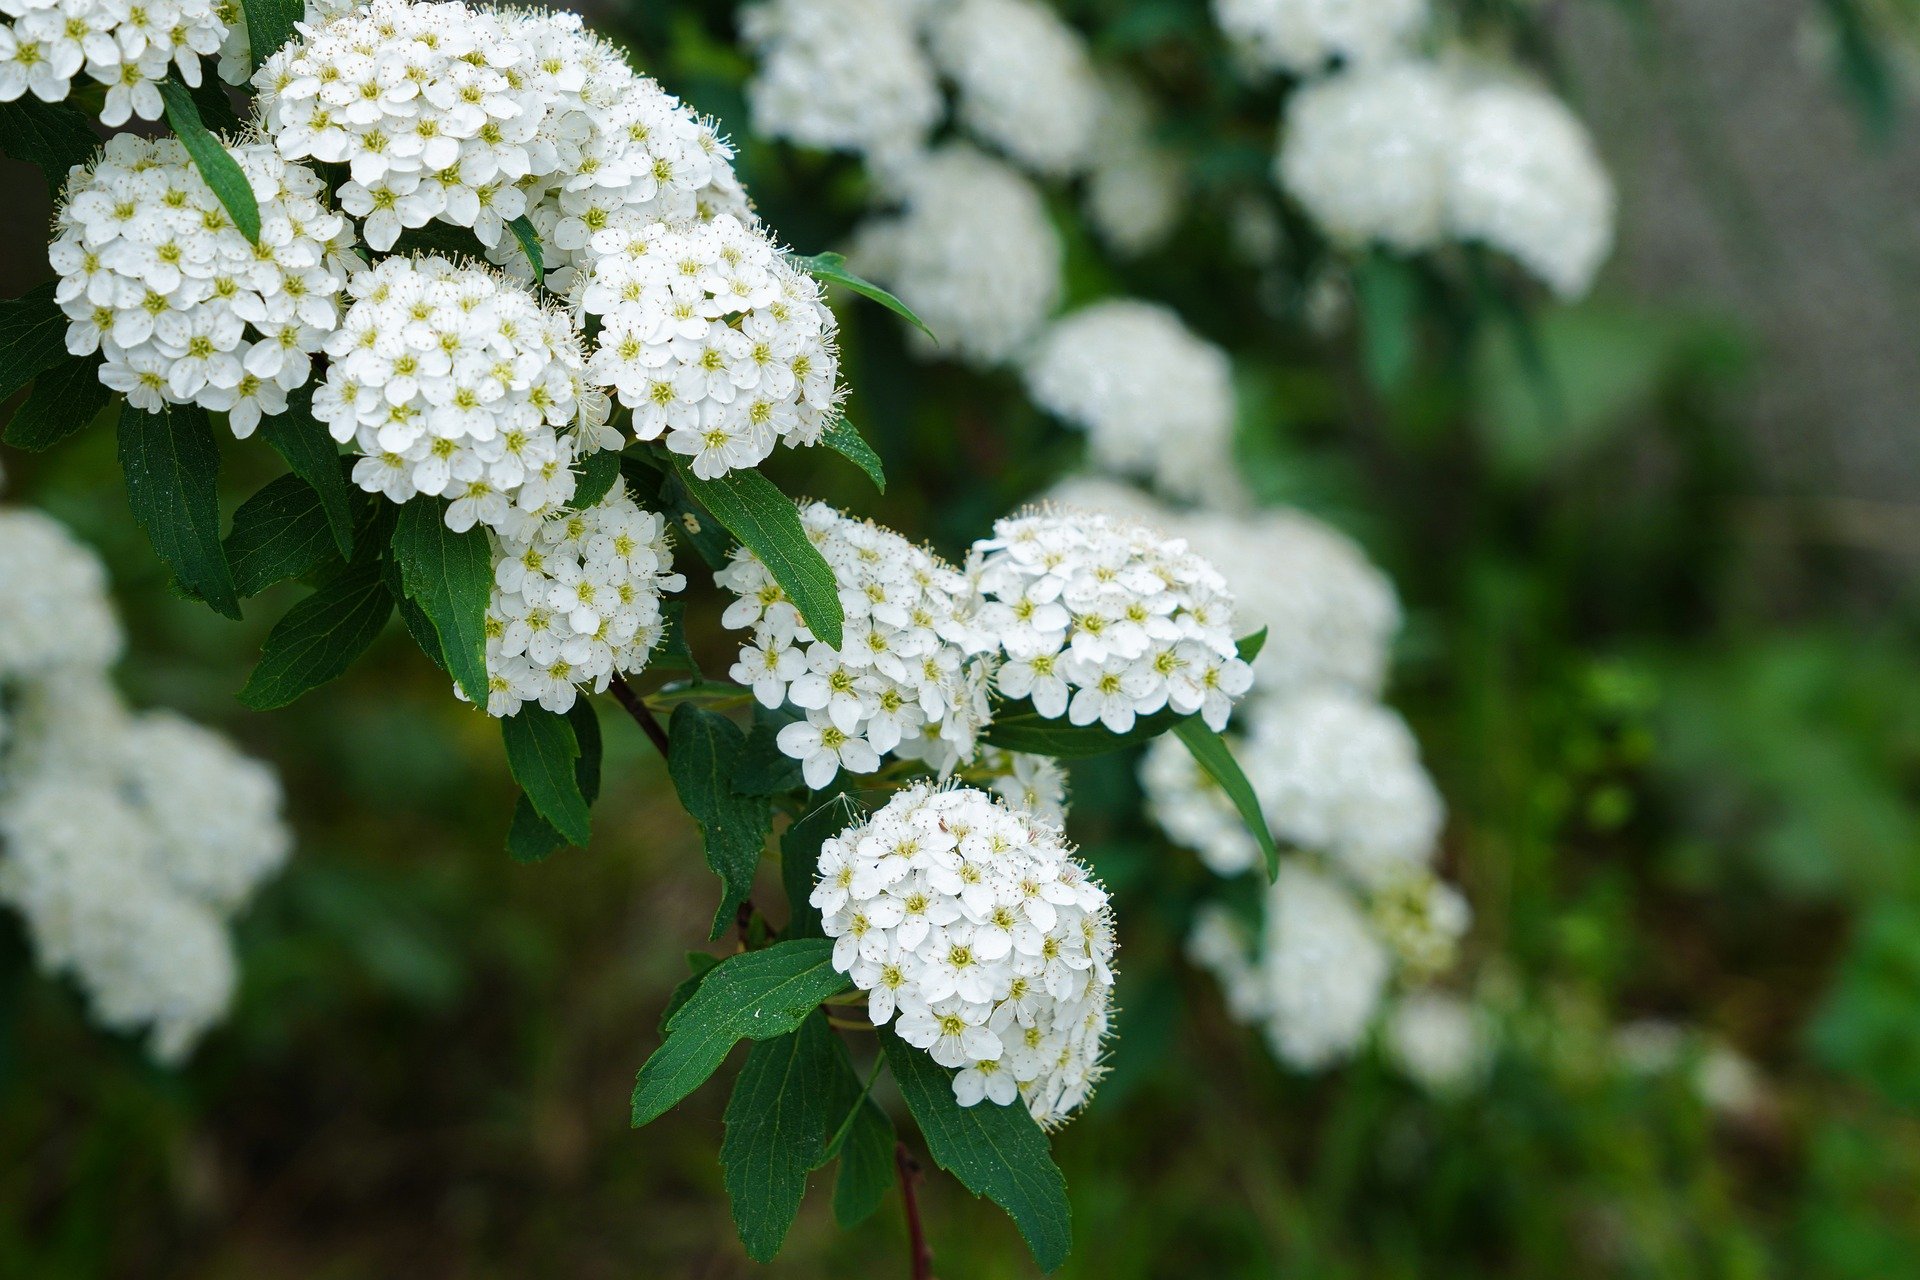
[1279,61,1615,297]
[1214,0,1428,75]
[975,749,1070,830]
[0,504,289,1064]
[52,134,353,437]
[1023,301,1237,503]
[1385,989,1493,1094]
[479,480,684,717]
[926,0,1102,179]
[255,0,749,268]
[814,784,1115,1127]
[316,254,600,533]
[718,502,992,788]
[1083,77,1186,260]
[851,145,1061,368]
[0,0,227,126]
[970,509,1253,734]
[575,213,843,479]
[739,0,941,168]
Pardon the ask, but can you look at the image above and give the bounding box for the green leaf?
[781,791,858,941]
[645,460,731,569]
[667,704,774,940]
[658,950,722,1034]
[508,214,544,278]
[117,400,241,620]
[791,250,935,343]
[505,700,603,862]
[242,0,304,72]
[737,703,804,795]
[652,599,699,676]
[1236,627,1267,664]
[390,499,492,704]
[3,353,108,451]
[1172,718,1278,879]
[720,1011,843,1262]
[258,387,354,557]
[187,75,245,136]
[226,472,341,598]
[501,706,591,848]
[819,417,885,492]
[671,458,844,648]
[982,700,1185,759]
[0,282,73,403]
[1355,251,1420,395]
[0,98,99,192]
[382,552,447,672]
[833,1090,895,1228]
[630,937,850,1126]
[237,561,394,709]
[158,78,260,245]
[572,445,621,510]
[881,1030,1072,1272]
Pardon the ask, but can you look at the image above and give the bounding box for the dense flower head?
[1023,301,1237,502]
[850,145,1061,367]
[969,509,1253,735]
[0,0,228,126]
[740,0,942,168]
[52,133,353,437]
[1214,0,1428,75]
[0,509,124,677]
[1188,861,1391,1070]
[574,213,843,479]
[254,0,750,265]
[1278,60,1454,253]
[1445,77,1615,298]
[477,480,684,717]
[1083,76,1185,259]
[814,784,1115,1126]
[717,502,993,787]
[926,0,1102,179]
[316,253,605,534]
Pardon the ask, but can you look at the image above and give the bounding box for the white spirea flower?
[976,749,1070,829]
[218,0,356,87]
[477,480,685,717]
[1278,60,1454,253]
[574,213,844,479]
[0,0,229,126]
[316,254,602,534]
[1023,301,1237,503]
[1189,861,1390,1069]
[1445,78,1615,298]
[969,509,1253,735]
[0,510,124,677]
[740,0,942,168]
[1243,687,1442,888]
[814,784,1116,1127]
[1083,77,1185,259]
[1214,0,1428,75]
[925,0,1102,179]
[1386,990,1493,1094]
[51,133,353,437]
[850,145,1061,368]
[115,711,292,913]
[255,0,750,276]
[717,503,992,786]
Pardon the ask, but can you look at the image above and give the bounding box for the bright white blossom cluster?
[1023,301,1237,503]
[575,213,843,479]
[255,0,749,266]
[926,0,1102,179]
[52,134,353,436]
[970,509,1253,734]
[0,503,289,1064]
[477,480,684,717]
[316,254,601,533]
[1213,0,1429,75]
[1083,76,1186,259]
[814,784,1115,1126]
[0,0,227,126]
[718,502,992,787]
[1280,61,1616,297]
[851,145,1062,367]
[739,0,941,169]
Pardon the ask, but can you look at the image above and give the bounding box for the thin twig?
[895,1142,934,1280]
[607,672,670,760]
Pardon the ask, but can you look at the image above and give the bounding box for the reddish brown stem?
[607,673,670,760]
[895,1141,934,1280]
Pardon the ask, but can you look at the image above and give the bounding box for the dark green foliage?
[666,704,774,939]
[158,78,260,243]
[390,500,493,705]
[117,400,241,619]
[505,701,604,862]
[501,708,592,848]
[237,562,393,709]
[671,459,845,647]
[720,1012,844,1261]
[3,353,108,451]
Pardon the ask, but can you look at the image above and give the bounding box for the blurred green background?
[7,0,1920,1276]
